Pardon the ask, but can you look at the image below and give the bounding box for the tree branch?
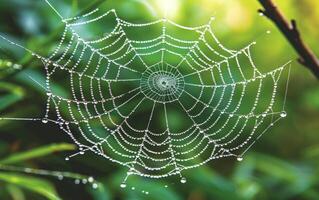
[258,0,319,79]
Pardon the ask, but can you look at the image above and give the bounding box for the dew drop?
[75,179,80,184]
[280,111,287,118]
[131,187,135,190]
[237,157,243,162]
[92,183,98,189]
[120,183,126,188]
[57,175,63,180]
[88,177,94,183]
[180,177,187,184]
[42,119,48,124]
[65,157,69,161]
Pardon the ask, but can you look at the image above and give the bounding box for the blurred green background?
[0,0,318,199]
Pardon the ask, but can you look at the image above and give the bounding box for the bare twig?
[258,0,319,79]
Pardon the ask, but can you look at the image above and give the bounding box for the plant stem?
[258,0,319,79]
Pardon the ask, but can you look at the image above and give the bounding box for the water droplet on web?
[88,177,94,183]
[42,119,48,124]
[120,183,126,188]
[180,177,187,184]
[237,157,243,161]
[92,183,98,189]
[280,111,287,118]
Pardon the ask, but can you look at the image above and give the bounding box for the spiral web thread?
[0,1,291,185]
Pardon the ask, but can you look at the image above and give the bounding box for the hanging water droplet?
[65,157,69,161]
[42,119,48,124]
[57,175,63,180]
[180,177,187,184]
[237,157,243,161]
[88,177,94,183]
[74,179,80,184]
[120,183,126,188]
[131,187,135,190]
[92,183,98,189]
[280,111,287,118]
[145,191,149,195]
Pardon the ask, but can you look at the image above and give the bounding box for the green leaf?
[88,182,111,200]
[0,82,24,111]
[0,172,61,200]
[304,145,319,159]
[0,59,22,79]
[0,143,75,164]
[233,157,261,199]
[250,153,314,198]
[302,86,319,110]
[187,167,242,200]
[6,184,25,200]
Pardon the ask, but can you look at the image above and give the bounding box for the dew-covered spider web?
[0,1,291,186]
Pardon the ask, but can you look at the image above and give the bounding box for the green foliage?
[0,82,24,112]
[0,0,318,199]
[0,172,61,200]
[0,143,75,164]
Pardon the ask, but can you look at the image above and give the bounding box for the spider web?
[0,1,291,186]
